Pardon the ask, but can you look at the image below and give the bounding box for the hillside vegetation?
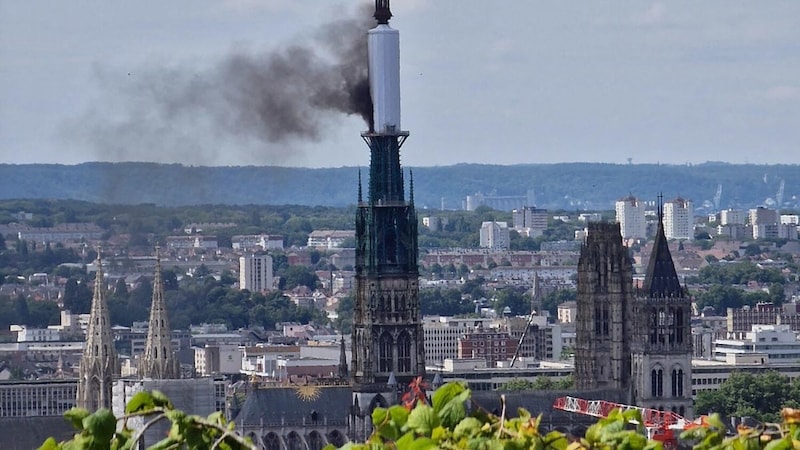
[1,162,798,210]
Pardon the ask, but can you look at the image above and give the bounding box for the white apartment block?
[663,198,693,240]
[615,196,646,239]
[423,316,494,364]
[781,215,800,225]
[512,207,548,238]
[239,254,273,292]
[713,324,800,362]
[720,209,746,226]
[479,221,510,250]
[307,230,355,249]
[231,234,284,251]
[557,301,578,324]
[422,216,449,232]
[10,325,60,342]
[194,344,243,376]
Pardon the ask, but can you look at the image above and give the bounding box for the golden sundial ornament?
[295,385,322,401]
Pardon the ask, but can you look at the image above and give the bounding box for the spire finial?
[374,0,392,24]
[358,168,363,203]
[409,169,415,204]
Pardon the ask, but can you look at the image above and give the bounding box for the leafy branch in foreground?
[39,383,800,450]
[38,390,255,450]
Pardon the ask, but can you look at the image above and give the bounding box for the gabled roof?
[643,205,683,298]
[234,386,352,425]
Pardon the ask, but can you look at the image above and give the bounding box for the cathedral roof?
[234,386,352,426]
[643,209,683,298]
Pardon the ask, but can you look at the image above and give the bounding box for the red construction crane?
[552,396,702,448]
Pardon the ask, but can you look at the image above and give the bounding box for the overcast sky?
[1,1,799,168]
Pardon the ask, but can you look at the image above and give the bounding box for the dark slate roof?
[234,385,352,426]
[643,218,683,298]
[0,416,75,450]
[470,388,628,427]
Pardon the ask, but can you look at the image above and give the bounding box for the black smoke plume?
[74,4,374,164]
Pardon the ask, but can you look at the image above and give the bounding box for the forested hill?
[1,162,797,210]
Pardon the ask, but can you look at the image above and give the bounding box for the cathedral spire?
[140,246,179,379]
[643,193,683,298]
[338,336,349,380]
[77,249,118,410]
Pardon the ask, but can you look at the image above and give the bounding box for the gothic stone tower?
[575,222,634,393]
[631,203,693,417]
[351,0,424,389]
[77,253,118,410]
[139,247,179,379]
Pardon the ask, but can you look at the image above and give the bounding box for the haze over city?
[1,1,799,167]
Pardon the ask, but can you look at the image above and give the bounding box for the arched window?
[676,308,684,344]
[678,369,684,396]
[308,431,325,450]
[671,369,678,397]
[327,430,346,448]
[379,333,393,372]
[286,432,303,450]
[263,432,281,450]
[652,368,663,397]
[397,332,412,372]
[651,370,658,397]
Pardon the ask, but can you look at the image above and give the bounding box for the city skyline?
[1,1,799,168]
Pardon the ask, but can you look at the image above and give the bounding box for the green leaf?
[764,437,793,450]
[407,404,440,436]
[431,382,467,415]
[453,417,483,440]
[125,391,155,414]
[543,430,568,450]
[437,389,470,428]
[395,433,436,450]
[64,407,90,431]
[37,437,60,450]
[372,407,388,428]
[82,409,117,443]
[151,390,173,409]
[388,405,410,428]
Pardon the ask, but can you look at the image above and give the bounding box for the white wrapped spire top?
[368,23,401,134]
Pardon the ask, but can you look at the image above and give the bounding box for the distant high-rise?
[615,195,646,239]
[139,247,179,379]
[512,206,548,238]
[663,197,693,240]
[77,252,118,410]
[239,254,273,292]
[479,221,510,250]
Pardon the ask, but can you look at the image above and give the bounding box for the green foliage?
[278,265,320,290]
[41,390,254,450]
[694,371,800,423]
[43,384,800,450]
[419,288,473,316]
[500,376,574,391]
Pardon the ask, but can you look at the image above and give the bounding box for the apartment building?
[239,254,273,292]
[615,196,646,239]
[663,197,693,240]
